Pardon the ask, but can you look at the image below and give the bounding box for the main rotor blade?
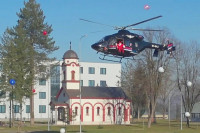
[123,15,162,29]
[129,28,163,31]
[80,18,116,28]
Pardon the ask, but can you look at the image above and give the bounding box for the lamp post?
[185,112,190,127]
[9,79,16,128]
[168,91,171,129]
[48,75,50,131]
[185,81,192,128]
[158,66,164,73]
[79,35,87,133]
[181,93,183,130]
[180,81,192,130]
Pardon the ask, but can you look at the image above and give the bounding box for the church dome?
[63,50,79,59]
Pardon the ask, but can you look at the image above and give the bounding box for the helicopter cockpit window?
[108,37,117,45]
[125,40,131,47]
[97,38,105,43]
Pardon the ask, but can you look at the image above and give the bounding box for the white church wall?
[69,98,130,125]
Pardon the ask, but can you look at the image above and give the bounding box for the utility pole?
[9,79,16,128]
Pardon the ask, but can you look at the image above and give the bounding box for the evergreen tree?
[0,27,34,127]
[1,0,58,125]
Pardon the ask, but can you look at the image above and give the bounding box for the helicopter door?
[124,39,132,52]
[117,38,123,44]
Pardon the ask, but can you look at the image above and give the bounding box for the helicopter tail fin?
[153,45,175,57]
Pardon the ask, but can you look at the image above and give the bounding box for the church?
[50,48,131,125]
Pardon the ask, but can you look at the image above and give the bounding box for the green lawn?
[0,120,199,133]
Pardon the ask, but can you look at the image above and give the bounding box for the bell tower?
[62,45,80,90]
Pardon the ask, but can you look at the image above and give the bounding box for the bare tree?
[141,27,174,128]
[156,70,175,119]
[121,61,147,120]
[121,27,176,127]
[174,41,200,127]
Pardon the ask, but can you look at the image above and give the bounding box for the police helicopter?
[80,16,175,62]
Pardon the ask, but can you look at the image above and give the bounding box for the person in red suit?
[117,41,125,54]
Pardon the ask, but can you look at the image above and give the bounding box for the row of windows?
[80,67,106,75]
[0,92,47,99]
[80,80,107,87]
[73,106,122,116]
[0,105,46,113]
[39,67,107,86]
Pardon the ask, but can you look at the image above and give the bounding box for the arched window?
[63,71,66,80]
[107,107,111,116]
[118,107,121,116]
[86,107,89,115]
[75,107,78,116]
[71,71,75,80]
[97,107,100,115]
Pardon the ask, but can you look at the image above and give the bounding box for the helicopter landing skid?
[99,57,123,63]
[99,54,134,63]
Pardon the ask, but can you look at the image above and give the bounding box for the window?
[80,67,83,74]
[63,71,66,80]
[50,65,60,83]
[197,113,200,118]
[118,107,121,116]
[71,71,75,80]
[26,105,30,113]
[88,80,95,86]
[39,92,46,99]
[80,80,83,86]
[100,80,107,87]
[0,64,2,71]
[97,107,100,115]
[39,105,46,113]
[191,113,195,118]
[14,105,19,113]
[75,107,78,116]
[39,79,46,85]
[89,67,95,74]
[0,91,6,98]
[86,107,89,115]
[108,107,111,116]
[100,68,106,75]
[0,105,6,113]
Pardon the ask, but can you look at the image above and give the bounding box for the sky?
[0,0,200,63]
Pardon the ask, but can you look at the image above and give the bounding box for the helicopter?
[80,16,175,62]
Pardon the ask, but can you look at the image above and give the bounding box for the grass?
[0,119,199,133]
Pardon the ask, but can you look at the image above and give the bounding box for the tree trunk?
[147,101,156,128]
[153,111,157,123]
[137,107,140,120]
[18,103,22,132]
[186,117,190,127]
[30,85,34,125]
[163,106,166,119]
[147,102,153,128]
[12,92,14,127]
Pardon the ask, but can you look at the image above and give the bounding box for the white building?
[0,48,130,125]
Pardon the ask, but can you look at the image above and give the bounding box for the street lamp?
[180,81,192,130]
[187,81,192,87]
[158,66,164,73]
[79,35,87,133]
